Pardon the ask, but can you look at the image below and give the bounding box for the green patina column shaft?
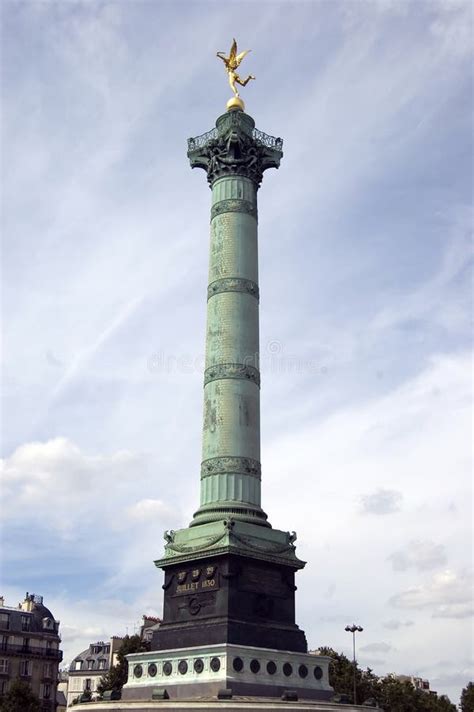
[187,109,283,528]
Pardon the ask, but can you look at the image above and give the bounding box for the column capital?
[187,109,283,187]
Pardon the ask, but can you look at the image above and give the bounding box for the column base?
[190,501,270,528]
[123,644,333,702]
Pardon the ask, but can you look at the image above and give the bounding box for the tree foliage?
[0,679,41,712]
[461,683,474,712]
[318,646,379,703]
[97,634,150,695]
[317,646,457,711]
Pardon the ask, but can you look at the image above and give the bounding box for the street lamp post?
[345,624,363,705]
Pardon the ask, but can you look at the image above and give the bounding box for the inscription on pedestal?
[175,579,217,595]
[173,566,219,596]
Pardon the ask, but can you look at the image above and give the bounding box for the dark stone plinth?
[152,554,307,653]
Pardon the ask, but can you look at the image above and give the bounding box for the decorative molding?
[187,112,283,187]
[204,362,260,387]
[211,199,257,221]
[164,530,227,555]
[230,530,296,556]
[158,544,303,569]
[201,456,261,479]
[207,277,259,301]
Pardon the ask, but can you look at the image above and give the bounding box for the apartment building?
[66,637,122,705]
[0,592,62,711]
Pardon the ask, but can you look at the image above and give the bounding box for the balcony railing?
[0,643,62,661]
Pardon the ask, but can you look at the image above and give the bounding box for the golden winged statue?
[216,38,255,98]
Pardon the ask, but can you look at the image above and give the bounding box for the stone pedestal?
[122,644,332,702]
[153,520,307,655]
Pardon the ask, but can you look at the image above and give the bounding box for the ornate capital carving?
[207,277,259,301]
[188,111,283,187]
[204,362,260,387]
[201,456,261,479]
[211,199,257,221]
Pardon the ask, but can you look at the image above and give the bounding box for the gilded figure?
[216,38,255,97]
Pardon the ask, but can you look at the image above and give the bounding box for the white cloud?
[368,207,472,337]
[429,0,474,58]
[360,488,403,515]
[389,570,473,618]
[0,438,181,545]
[360,642,393,653]
[127,499,175,523]
[388,540,447,572]
[382,619,414,630]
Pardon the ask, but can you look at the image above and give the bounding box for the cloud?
[46,350,63,368]
[388,540,447,572]
[49,294,145,403]
[323,583,337,600]
[360,642,393,653]
[127,499,175,523]
[389,570,473,618]
[0,437,141,534]
[431,668,474,688]
[360,488,403,515]
[432,603,474,620]
[0,436,184,576]
[319,614,353,624]
[382,619,414,630]
[429,0,474,58]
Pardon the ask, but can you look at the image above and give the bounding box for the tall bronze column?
[189,108,282,529]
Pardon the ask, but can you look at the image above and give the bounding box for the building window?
[22,638,30,652]
[20,660,30,676]
[0,615,9,631]
[43,683,51,699]
[0,637,7,652]
[75,660,83,671]
[21,615,31,632]
[84,679,92,691]
[43,663,52,678]
[0,659,8,674]
[87,659,94,669]
[0,680,8,695]
[98,659,106,670]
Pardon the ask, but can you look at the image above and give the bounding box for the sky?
[1,0,472,705]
